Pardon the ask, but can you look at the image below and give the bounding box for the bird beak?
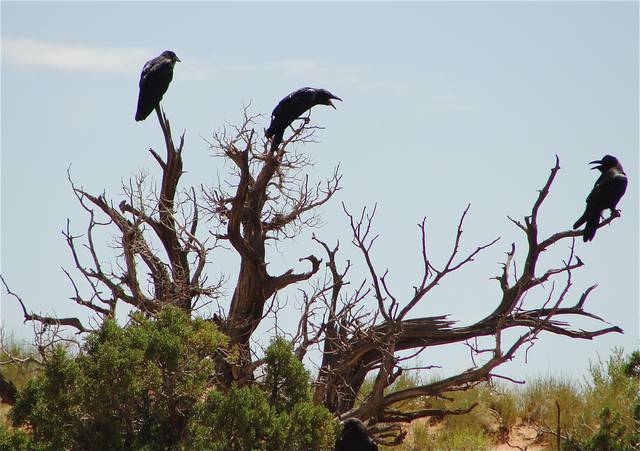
[175,56,181,63]
[589,159,602,170]
[328,95,342,110]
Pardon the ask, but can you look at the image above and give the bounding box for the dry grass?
[375,348,639,450]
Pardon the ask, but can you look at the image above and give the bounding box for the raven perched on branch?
[135,50,180,122]
[265,87,342,152]
[334,418,378,451]
[573,155,627,242]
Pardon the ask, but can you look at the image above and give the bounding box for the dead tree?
[294,156,622,446]
[2,105,623,448]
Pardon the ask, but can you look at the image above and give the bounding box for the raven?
[135,50,180,122]
[265,87,342,152]
[573,155,627,242]
[335,418,378,451]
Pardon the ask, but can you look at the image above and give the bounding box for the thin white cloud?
[0,37,421,100]
[177,58,326,81]
[0,38,349,86]
[1,38,151,74]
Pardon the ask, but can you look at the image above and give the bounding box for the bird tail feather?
[573,213,587,230]
[583,214,599,242]
[135,96,152,121]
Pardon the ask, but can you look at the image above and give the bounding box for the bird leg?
[290,113,312,132]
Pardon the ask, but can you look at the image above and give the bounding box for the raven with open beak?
[265,87,342,152]
[573,155,628,242]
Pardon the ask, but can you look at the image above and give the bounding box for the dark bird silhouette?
[335,418,378,451]
[135,50,180,121]
[265,87,342,152]
[573,155,627,242]
[0,371,17,405]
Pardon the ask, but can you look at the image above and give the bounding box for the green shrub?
[0,423,33,451]
[193,383,337,450]
[7,308,336,450]
[262,337,312,412]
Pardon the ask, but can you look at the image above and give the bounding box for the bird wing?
[271,87,316,118]
[135,54,175,121]
[267,88,317,139]
[586,169,628,210]
[139,55,171,86]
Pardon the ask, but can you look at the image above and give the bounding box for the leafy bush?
[0,423,32,451]
[7,308,336,450]
[190,383,336,450]
[262,337,312,412]
[189,337,337,451]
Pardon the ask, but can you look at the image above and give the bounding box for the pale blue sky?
[1,2,638,383]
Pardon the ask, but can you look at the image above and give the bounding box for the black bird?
[573,155,627,242]
[335,418,378,451]
[135,50,180,122]
[265,87,342,152]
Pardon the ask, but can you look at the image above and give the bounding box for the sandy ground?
[400,417,549,451]
[492,424,547,451]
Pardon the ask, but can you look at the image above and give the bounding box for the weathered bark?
[203,111,336,384]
